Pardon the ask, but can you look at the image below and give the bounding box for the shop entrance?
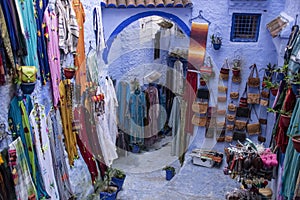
[107,15,191,173]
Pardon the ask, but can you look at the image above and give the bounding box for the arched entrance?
[102,10,191,63]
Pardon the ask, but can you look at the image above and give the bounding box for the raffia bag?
[247,123,261,135]
[228,103,236,112]
[247,93,260,104]
[217,121,226,129]
[225,135,233,143]
[230,92,239,99]
[218,96,227,102]
[217,109,226,115]
[218,86,228,93]
[260,99,269,107]
[192,115,207,127]
[192,101,208,114]
[226,124,234,131]
[234,120,247,130]
[226,114,235,122]
[220,59,230,80]
[248,64,260,87]
[261,91,270,99]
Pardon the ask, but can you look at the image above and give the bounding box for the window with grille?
[230,13,261,42]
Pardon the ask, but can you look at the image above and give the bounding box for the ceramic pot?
[232,69,240,76]
[270,88,278,96]
[279,114,291,128]
[64,68,76,79]
[292,135,300,153]
[213,43,221,50]
[20,82,36,95]
[111,175,126,191]
[165,169,174,181]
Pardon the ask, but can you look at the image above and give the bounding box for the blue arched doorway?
[103,11,191,64]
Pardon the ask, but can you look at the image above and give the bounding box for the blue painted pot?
[213,43,221,50]
[111,176,126,191]
[100,191,117,200]
[20,82,36,94]
[276,72,285,81]
[165,170,174,181]
[132,144,140,153]
[291,82,300,97]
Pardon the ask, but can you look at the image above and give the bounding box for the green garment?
[281,98,300,199]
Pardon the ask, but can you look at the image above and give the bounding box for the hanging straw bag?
[248,64,260,87]
[220,59,230,80]
[192,101,208,114]
[192,114,207,127]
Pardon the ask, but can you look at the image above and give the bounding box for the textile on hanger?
[93,6,106,53]
[59,80,78,166]
[47,109,75,199]
[44,5,61,107]
[73,0,87,95]
[29,104,59,199]
[9,137,37,200]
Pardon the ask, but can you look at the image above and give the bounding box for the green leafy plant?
[262,79,279,89]
[162,165,176,175]
[95,167,118,194]
[112,168,126,179]
[267,108,292,116]
[210,34,222,44]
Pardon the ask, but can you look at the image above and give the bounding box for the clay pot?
[64,68,76,79]
[279,114,291,128]
[200,78,206,86]
[232,68,240,76]
[292,134,300,153]
[270,87,278,96]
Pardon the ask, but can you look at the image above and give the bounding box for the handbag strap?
[241,83,248,98]
[249,64,259,78]
[250,104,259,122]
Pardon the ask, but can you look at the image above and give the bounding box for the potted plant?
[290,72,300,97]
[210,34,222,50]
[263,79,279,96]
[232,59,241,76]
[292,134,300,153]
[111,168,126,192]
[200,77,207,86]
[279,110,292,127]
[163,165,175,181]
[95,168,119,200]
[63,66,77,79]
[261,63,277,78]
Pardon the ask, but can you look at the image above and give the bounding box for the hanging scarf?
[93,6,106,53]
[9,137,37,200]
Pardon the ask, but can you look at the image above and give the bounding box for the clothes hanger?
[189,10,211,25]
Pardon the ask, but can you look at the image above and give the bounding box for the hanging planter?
[270,87,278,96]
[279,114,291,128]
[199,77,207,86]
[64,67,76,79]
[211,34,222,50]
[20,81,36,95]
[292,134,300,153]
[291,82,300,97]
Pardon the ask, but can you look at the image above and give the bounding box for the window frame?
[230,13,261,42]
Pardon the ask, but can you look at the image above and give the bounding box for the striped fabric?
[56,0,79,54]
[102,0,193,8]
